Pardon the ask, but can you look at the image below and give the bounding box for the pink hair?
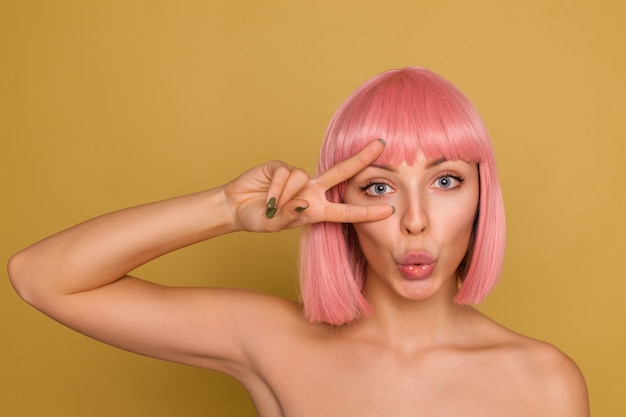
[299,67,506,325]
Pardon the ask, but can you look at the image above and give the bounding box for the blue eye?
[362,182,393,196]
[434,175,462,189]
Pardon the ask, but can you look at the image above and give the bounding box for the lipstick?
[397,251,437,280]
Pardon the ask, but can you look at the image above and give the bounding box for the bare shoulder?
[474,312,590,416]
[516,336,589,415]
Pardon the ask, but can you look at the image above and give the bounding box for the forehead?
[354,157,478,181]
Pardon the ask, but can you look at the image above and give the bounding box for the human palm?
[223,139,393,233]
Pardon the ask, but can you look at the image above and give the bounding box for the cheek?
[429,187,478,242]
[352,222,382,248]
[351,220,395,259]
[441,203,478,258]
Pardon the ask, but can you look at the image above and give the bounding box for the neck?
[353,277,477,352]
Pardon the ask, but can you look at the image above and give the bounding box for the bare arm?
[7,139,392,375]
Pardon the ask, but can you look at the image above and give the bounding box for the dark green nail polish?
[378,138,386,146]
[391,205,396,214]
[295,206,308,213]
[267,197,276,210]
[265,207,277,218]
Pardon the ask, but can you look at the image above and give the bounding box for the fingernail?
[378,138,386,146]
[266,207,278,218]
[391,205,396,214]
[267,197,276,210]
[295,206,308,213]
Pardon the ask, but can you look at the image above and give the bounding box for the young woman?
[8,67,589,416]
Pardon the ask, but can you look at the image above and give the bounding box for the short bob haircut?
[299,67,506,325]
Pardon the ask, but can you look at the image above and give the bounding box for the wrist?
[193,186,241,238]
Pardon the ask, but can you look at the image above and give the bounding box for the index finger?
[314,139,385,190]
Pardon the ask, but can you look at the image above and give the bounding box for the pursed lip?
[398,251,437,266]
[397,251,437,280]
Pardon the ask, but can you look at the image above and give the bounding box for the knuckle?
[275,165,290,175]
[291,169,311,185]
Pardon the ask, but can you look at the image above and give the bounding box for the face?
[343,153,479,304]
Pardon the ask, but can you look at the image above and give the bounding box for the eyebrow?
[370,157,449,171]
[426,157,448,168]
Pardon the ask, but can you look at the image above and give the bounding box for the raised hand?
[224,139,394,233]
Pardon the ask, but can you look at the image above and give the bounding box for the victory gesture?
[224,139,394,233]
[8,67,589,417]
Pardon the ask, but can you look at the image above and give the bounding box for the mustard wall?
[1,1,623,415]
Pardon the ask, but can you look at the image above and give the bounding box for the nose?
[400,195,429,235]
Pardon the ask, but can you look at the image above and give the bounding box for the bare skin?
[8,140,589,416]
